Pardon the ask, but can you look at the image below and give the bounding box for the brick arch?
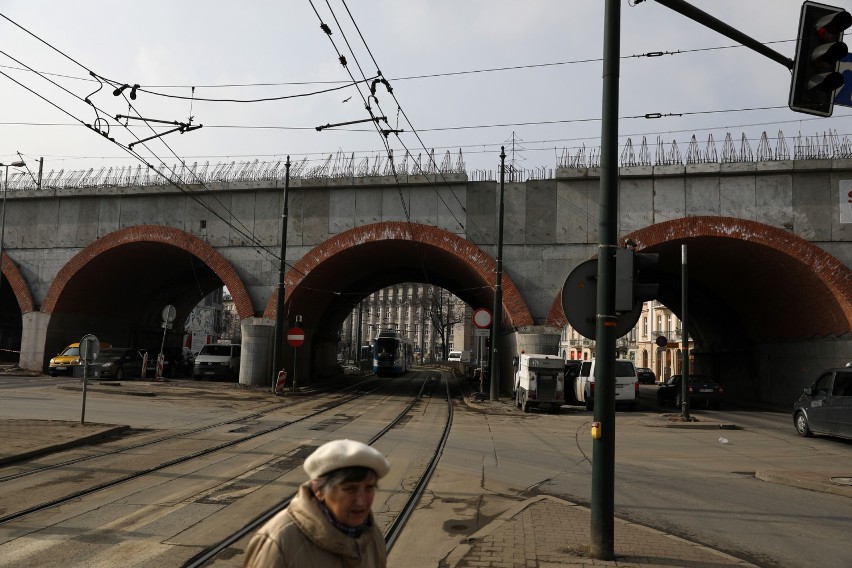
[41,225,254,319]
[549,216,852,334]
[1,252,35,313]
[627,216,851,331]
[263,221,534,328]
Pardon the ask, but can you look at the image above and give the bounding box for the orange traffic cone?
[274,370,287,395]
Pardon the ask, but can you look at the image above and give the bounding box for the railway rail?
[0,369,456,567]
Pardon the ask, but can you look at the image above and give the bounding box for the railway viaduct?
[1,150,851,406]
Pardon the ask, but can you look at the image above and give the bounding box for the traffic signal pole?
[590,0,619,560]
[636,0,793,69]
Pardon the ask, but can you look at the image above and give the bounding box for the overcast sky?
[1,0,851,182]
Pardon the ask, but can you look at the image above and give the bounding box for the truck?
[513,353,565,413]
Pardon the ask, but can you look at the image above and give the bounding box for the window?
[832,372,852,396]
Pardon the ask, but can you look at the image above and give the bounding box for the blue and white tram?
[372,330,413,376]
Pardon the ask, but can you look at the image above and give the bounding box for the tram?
[372,330,413,376]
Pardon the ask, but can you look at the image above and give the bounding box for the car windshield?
[200,345,232,356]
[614,361,635,375]
[95,349,126,359]
[61,346,80,357]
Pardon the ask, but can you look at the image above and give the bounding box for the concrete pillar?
[239,317,274,387]
[19,311,50,372]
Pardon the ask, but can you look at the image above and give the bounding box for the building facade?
[339,284,475,364]
[559,300,693,382]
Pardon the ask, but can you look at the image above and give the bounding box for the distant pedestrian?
[242,439,391,568]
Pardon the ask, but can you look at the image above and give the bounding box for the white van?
[192,342,241,381]
[447,350,471,362]
[574,358,638,411]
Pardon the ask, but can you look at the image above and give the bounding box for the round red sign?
[287,327,305,347]
[472,308,492,329]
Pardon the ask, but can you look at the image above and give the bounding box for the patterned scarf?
[318,500,371,537]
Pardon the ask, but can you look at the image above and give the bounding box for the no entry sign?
[472,308,492,329]
[287,327,305,347]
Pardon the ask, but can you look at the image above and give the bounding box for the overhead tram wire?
[0,17,308,273]
[0,51,299,274]
[0,37,796,90]
[307,0,417,230]
[332,0,489,244]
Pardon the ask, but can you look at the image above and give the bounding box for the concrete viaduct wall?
[3,159,850,405]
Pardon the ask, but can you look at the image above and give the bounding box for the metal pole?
[271,157,291,392]
[647,0,793,69]
[489,147,506,401]
[590,0,620,560]
[81,359,89,425]
[681,244,690,419]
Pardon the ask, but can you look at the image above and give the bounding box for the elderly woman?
[242,439,391,568]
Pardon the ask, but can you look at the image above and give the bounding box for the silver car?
[793,368,852,440]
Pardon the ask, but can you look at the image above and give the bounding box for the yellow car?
[48,342,111,376]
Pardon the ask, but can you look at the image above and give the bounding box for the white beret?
[304,439,390,479]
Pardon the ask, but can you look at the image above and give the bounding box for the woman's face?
[314,471,378,528]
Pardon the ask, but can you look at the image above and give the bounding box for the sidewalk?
[2,380,851,568]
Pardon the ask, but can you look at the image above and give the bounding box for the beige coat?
[242,482,387,568]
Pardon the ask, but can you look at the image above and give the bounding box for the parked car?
[793,367,852,440]
[93,348,146,380]
[574,358,638,411]
[48,341,112,376]
[656,374,723,409]
[193,343,241,381]
[636,367,657,384]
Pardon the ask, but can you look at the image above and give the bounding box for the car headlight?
[102,362,114,368]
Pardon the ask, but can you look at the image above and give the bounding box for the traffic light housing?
[789,1,852,117]
[614,248,660,313]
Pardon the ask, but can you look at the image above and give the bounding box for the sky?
[1,0,852,184]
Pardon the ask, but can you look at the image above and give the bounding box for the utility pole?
[489,147,506,401]
[590,0,620,560]
[680,244,690,420]
[271,157,291,392]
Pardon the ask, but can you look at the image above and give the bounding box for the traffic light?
[789,1,852,117]
[614,248,660,313]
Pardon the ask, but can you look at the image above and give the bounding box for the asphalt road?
[1,375,851,568]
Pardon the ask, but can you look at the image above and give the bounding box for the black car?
[636,367,657,384]
[657,374,723,409]
[793,368,852,440]
[92,348,146,380]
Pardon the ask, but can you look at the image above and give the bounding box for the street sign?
[835,53,852,107]
[562,259,642,340]
[162,304,177,324]
[656,335,668,348]
[287,327,305,347]
[79,334,100,362]
[475,328,490,337]
[472,308,492,329]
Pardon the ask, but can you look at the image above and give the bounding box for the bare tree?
[424,287,466,361]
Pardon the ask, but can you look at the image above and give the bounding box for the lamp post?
[0,161,25,300]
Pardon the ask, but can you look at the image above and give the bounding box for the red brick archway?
[1,252,35,313]
[263,221,534,328]
[550,216,852,336]
[42,225,254,319]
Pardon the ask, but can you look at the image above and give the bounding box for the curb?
[57,384,156,397]
[0,424,131,466]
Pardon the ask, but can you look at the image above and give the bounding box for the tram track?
[0,370,455,567]
[183,370,455,566]
[0,375,413,526]
[0,377,380,485]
